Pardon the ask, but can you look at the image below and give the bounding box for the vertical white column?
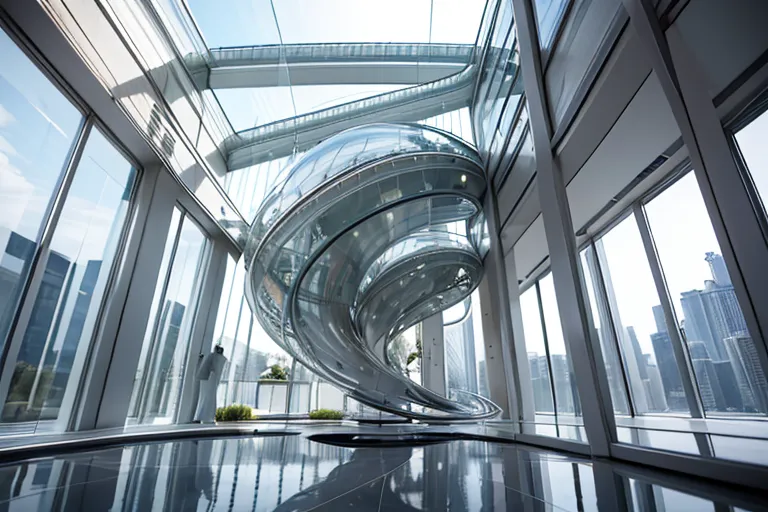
[94,170,179,429]
[73,166,161,430]
[510,0,618,456]
[422,313,446,397]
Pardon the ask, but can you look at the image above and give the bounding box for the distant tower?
[724,335,768,413]
[705,252,731,287]
[644,358,669,412]
[528,353,554,413]
[688,341,726,411]
[652,305,667,334]
[650,331,687,411]
[680,290,719,360]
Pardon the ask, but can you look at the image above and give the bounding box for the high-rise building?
[652,305,667,335]
[705,252,732,287]
[688,341,726,411]
[644,360,669,412]
[679,253,748,362]
[550,354,575,414]
[701,282,748,352]
[650,331,687,411]
[713,360,744,411]
[528,353,554,413]
[680,290,720,361]
[444,312,478,395]
[724,335,768,413]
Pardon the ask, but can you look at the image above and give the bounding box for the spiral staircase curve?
[243,123,500,420]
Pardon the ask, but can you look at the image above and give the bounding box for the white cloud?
[0,103,15,127]
[0,154,35,231]
[0,135,18,158]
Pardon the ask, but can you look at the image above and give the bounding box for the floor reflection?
[0,433,764,511]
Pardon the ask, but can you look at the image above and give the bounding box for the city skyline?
[526,251,768,416]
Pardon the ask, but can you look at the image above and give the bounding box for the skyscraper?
[652,305,667,334]
[680,253,748,362]
[528,353,554,413]
[650,331,687,411]
[444,313,478,395]
[550,354,575,414]
[713,360,743,411]
[688,340,726,411]
[705,252,731,287]
[644,358,668,411]
[680,290,720,361]
[724,335,768,413]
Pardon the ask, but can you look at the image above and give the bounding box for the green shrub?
[215,404,254,422]
[309,409,344,420]
[262,364,289,381]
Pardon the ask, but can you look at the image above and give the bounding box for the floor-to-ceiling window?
[0,26,138,435]
[591,214,692,415]
[580,167,767,423]
[645,172,766,416]
[208,256,294,415]
[127,209,208,425]
[518,273,584,439]
[444,290,491,401]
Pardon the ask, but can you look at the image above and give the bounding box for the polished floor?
[0,427,765,511]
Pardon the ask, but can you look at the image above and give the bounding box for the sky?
[597,171,727,358]
[186,0,486,132]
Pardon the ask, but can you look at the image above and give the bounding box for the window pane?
[211,257,294,414]
[645,172,768,415]
[520,286,555,413]
[129,215,208,424]
[735,108,768,216]
[444,291,489,399]
[127,207,182,419]
[0,28,83,357]
[2,128,137,428]
[539,273,582,418]
[596,215,690,414]
[580,247,630,415]
[534,0,568,50]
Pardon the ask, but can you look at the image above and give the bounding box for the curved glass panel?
[244,123,497,420]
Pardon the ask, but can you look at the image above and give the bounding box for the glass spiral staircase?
[244,123,499,420]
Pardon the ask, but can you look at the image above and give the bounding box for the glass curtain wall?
[645,172,766,416]
[208,253,365,417]
[127,209,209,425]
[209,257,294,415]
[444,290,490,400]
[518,274,584,439]
[0,26,139,435]
[580,168,767,421]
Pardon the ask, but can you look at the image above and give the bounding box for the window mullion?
[585,240,636,417]
[134,209,185,421]
[633,204,704,419]
[536,281,559,432]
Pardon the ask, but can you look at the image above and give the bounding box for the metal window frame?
[95,172,185,429]
[534,278,560,423]
[582,241,635,417]
[511,0,618,458]
[0,117,92,408]
[633,203,705,418]
[623,0,768,420]
[129,205,186,422]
